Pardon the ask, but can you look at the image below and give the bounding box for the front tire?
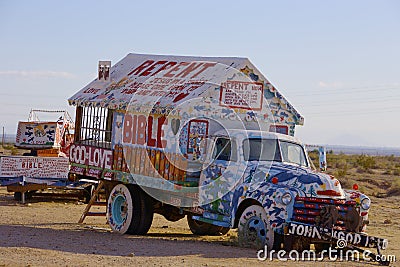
[238,205,274,250]
[107,184,153,234]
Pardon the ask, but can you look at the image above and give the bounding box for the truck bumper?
[285,221,388,250]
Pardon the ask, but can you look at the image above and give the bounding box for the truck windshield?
[279,141,308,167]
[243,138,280,161]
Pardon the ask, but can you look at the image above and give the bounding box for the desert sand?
[0,186,398,267]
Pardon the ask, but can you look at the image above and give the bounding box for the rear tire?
[107,184,153,234]
[127,186,153,235]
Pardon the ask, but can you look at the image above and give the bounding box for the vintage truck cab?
[191,129,387,253]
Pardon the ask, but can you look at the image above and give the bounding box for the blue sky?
[1,0,399,147]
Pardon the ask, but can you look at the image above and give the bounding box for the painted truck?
[68,53,388,258]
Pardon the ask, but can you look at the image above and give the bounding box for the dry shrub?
[386,179,400,197]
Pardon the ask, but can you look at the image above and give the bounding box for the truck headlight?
[361,198,371,210]
[281,193,292,205]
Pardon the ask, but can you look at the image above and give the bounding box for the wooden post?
[21,176,26,204]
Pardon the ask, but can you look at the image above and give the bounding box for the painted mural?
[16,122,58,149]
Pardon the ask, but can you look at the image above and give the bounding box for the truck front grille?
[292,196,357,231]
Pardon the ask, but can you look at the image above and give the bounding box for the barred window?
[76,106,113,148]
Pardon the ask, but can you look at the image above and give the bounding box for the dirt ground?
[0,187,398,267]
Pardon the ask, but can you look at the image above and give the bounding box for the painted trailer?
[0,110,95,202]
[68,53,388,263]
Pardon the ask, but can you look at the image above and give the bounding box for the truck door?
[186,119,209,161]
[199,137,240,215]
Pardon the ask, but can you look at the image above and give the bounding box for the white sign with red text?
[0,156,69,178]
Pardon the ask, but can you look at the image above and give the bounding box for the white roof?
[68,53,304,126]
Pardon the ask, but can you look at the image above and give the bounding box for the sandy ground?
[0,187,398,267]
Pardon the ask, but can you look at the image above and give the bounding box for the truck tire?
[238,205,274,250]
[107,184,153,234]
[187,216,229,236]
[127,186,154,235]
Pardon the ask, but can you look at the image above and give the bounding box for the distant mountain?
[306,144,400,156]
[3,133,400,156]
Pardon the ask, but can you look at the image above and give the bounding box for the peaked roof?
[68,53,304,125]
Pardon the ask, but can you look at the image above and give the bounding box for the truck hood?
[247,161,345,198]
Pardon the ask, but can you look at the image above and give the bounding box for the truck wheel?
[238,205,274,250]
[127,186,154,235]
[187,216,229,236]
[107,184,133,234]
[107,184,154,235]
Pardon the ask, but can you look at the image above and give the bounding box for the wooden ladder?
[78,180,107,223]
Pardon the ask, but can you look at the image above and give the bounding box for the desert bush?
[335,163,348,178]
[355,155,376,172]
[386,178,400,197]
[383,170,392,175]
[394,168,400,176]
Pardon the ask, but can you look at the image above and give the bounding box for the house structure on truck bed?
[68,53,304,184]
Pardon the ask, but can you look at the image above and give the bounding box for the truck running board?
[191,215,231,228]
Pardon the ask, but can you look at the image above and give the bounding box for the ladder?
[78,181,107,223]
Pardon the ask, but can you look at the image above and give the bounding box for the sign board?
[16,121,60,149]
[219,81,263,110]
[0,156,69,179]
[69,144,113,178]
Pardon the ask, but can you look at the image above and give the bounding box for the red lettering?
[157,116,167,148]
[123,114,133,143]
[190,62,217,78]
[175,62,203,78]
[141,61,167,76]
[83,88,100,94]
[137,115,147,145]
[131,115,137,144]
[152,61,177,76]
[127,60,154,76]
[163,62,189,78]
[147,116,157,147]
